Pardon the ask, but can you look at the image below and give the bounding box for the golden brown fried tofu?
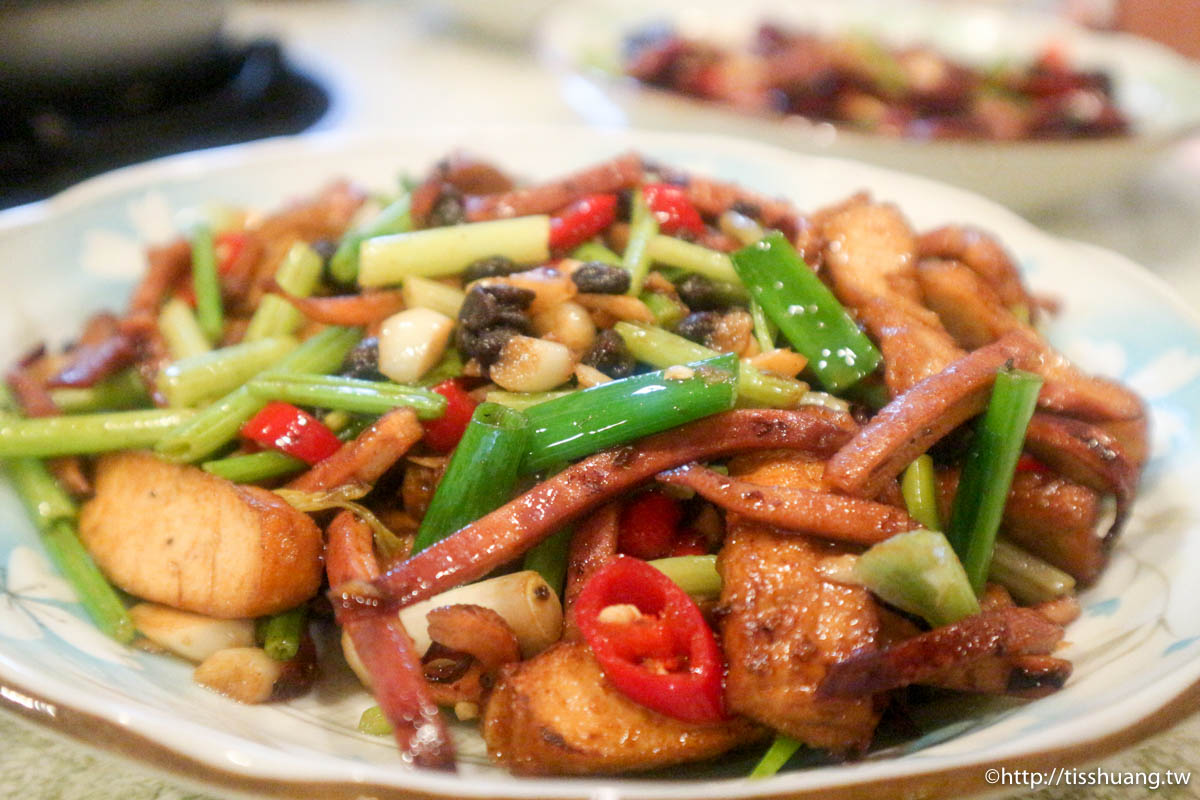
[819,201,963,397]
[481,642,763,775]
[719,524,881,754]
[717,454,882,755]
[80,451,323,618]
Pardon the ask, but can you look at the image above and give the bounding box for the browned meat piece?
[921,585,1075,695]
[423,604,521,707]
[426,604,521,672]
[1001,481,1108,586]
[270,287,406,326]
[822,201,923,308]
[1100,415,1151,473]
[46,329,138,388]
[724,449,827,488]
[481,641,763,775]
[400,456,445,521]
[916,257,1017,349]
[80,451,323,618]
[286,407,423,493]
[1033,595,1081,627]
[927,652,1072,698]
[1022,336,1146,425]
[854,297,962,395]
[819,607,1064,698]
[656,167,804,241]
[435,152,516,195]
[717,454,882,755]
[409,153,516,229]
[876,598,1073,698]
[830,208,1144,442]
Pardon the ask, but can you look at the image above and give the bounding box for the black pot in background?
[1,0,227,94]
[0,2,330,210]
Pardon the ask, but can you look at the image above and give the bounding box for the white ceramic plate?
[537,0,1200,212]
[2,127,1200,799]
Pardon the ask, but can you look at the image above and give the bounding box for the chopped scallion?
[731,232,881,393]
[411,403,530,554]
[946,368,1044,593]
[520,353,738,473]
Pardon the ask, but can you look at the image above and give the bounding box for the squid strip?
[819,607,1064,698]
[326,511,455,769]
[658,462,918,545]
[366,408,858,609]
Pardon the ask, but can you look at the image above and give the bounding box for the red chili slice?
[617,489,683,560]
[215,231,249,273]
[422,379,478,453]
[548,193,618,253]
[670,529,710,557]
[574,555,726,723]
[642,183,706,237]
[241,401,342,465]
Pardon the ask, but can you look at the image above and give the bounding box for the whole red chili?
[574,555,726,723]
[548,194,618,253]
[422,379,478,453]
[642,183,706,237]
[241,401,342,465]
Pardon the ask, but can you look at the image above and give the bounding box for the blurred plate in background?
[537,0,1200,212]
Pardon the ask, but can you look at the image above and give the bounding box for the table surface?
[3,2,1200,798]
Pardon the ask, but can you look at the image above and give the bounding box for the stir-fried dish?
[0,152,1147,776]
[624,23,1130,141]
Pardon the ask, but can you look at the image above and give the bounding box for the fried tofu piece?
[717,453,882,755]
[821,201,923,309]
[719,524,881,754]
[937,468,1107,585]
[79,451,323,618]
[819,201,963,397]
[481,642,763,775]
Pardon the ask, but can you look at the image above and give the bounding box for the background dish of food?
[2,126,1200,799]
[538,0,1200,211]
